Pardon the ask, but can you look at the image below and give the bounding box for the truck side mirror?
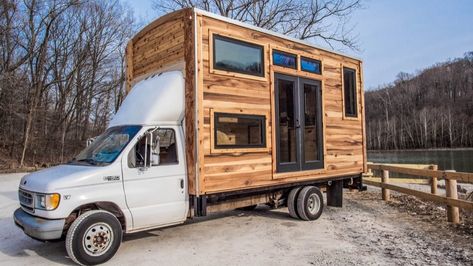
[139,130,161,170]
[86,137,96,147]
[139,132,152,171]
[151,135,160,166]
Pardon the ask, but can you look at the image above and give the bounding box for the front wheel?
[66,210,123,265]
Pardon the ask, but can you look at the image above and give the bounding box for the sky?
[123,0,473,89]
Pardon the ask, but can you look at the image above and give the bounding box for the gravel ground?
[1,173,472,266]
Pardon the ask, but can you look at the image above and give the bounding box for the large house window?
[272,50,297,69]
[213,35,264,77]
[214,113,266,149]
[343,67,358,118]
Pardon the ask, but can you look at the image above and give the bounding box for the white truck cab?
[14,71,190,265]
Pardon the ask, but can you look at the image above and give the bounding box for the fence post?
[445,170,459,224]
[382,170,390,201]
[429,165,438,195]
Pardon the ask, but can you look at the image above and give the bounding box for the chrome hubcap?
[83,222,114,257]
[307,194,321,215]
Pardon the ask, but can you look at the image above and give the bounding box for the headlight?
[35,193,60,210]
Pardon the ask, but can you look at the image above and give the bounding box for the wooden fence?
[365,163,473,224]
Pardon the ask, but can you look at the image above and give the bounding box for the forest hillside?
[365,52,473,150]
[0,1,133,169]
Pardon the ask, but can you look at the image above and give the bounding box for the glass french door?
[275,73,324,173]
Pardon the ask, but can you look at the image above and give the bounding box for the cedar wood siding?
[197,14,365,194]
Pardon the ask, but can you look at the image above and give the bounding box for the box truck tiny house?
[13,8,366,265]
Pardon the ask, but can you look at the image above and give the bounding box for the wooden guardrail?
[366,163,473,224]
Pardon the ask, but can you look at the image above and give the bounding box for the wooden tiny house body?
[125,8,366,199]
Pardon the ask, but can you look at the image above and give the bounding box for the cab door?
[121,126,187,230]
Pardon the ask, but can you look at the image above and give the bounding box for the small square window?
[272,50,297,69]
[301,57,322,74]
[214,113,266,149]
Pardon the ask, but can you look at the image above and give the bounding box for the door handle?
[180,179,184,189]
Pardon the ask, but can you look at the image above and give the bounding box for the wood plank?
[133,33,185,65]
[368,163,443,178]
[207,193,275,213]
[125,41,134,93]
[133,21,184,52]
[196,14,205,194]
[359,61,368,173]
[183,9,196,195]
[365,179,473,210]
[132,9,188,42]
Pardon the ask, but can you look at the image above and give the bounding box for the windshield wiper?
[76,158,98,165]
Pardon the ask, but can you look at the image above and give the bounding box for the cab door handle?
[180,179,184,189]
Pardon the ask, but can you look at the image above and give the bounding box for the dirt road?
[1,173,472,265]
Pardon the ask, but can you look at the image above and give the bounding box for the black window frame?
[214,112,267,149]
[343,67,358,118]
[213,34,265,77]
[300,57,322,75]
[272,49,297,69]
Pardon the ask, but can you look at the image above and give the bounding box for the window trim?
[300,56,322,75]
[212,34,265,77]
[272,49,297,69]
[342,66,359,119]
[214,112,266,149]
[269,45,323,80]
[210,109,270,154]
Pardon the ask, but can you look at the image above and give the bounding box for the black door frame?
[298,77,324,170]
[274,73,324,173]
[274,74,300,173]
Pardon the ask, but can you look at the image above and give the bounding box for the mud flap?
[194,195,207,217]
[327,180,343,207]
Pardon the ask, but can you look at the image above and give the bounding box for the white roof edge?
[193,8,362,62]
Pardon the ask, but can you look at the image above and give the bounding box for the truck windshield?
[69,125,142,166]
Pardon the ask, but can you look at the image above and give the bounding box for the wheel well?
[65,202,127,232]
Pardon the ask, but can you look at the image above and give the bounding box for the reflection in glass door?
[300,80,324,170]
[275,75,299,172]
[275,74,323,173]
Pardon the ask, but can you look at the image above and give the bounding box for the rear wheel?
[287,187,302,219]
[66,210,122,265]
[296,186,324,221]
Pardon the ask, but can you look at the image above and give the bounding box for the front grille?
[19,189,34,213]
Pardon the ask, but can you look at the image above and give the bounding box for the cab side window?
[128,129,178,168]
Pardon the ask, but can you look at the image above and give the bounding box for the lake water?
[368,149,473,173]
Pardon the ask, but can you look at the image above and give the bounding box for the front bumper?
[13,208,65,241]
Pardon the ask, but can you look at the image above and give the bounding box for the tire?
[296,186,324,221]
[287,187,302,219]
[66,210,122,265]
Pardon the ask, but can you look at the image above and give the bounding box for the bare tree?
[0,0,136,169]
[152,0,361,50]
